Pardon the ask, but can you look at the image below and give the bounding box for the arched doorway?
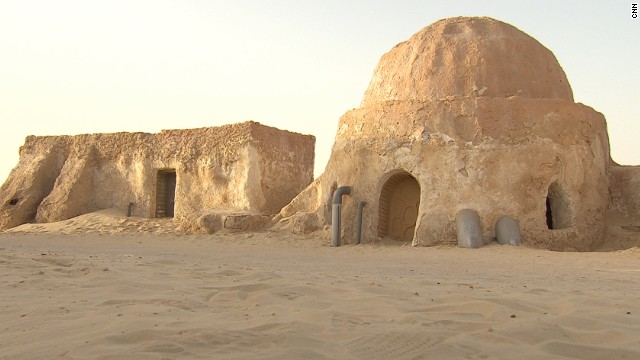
[378,172,421,242]
[545,181,572,229]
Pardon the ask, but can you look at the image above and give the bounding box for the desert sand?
[1,210,639,359]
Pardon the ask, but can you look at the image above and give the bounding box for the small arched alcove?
[377,171,421,242]
[545,181,572,230]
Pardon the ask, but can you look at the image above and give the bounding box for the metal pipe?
[331,204,341,247]
[495,215,521,246]
[455,209,483,248]
[331,186,352,247]
[332,186,352,205]
[355,201,365,245]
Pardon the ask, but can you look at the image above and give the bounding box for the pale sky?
[1,0,638,184]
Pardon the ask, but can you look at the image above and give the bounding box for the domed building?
[276,16,639,251]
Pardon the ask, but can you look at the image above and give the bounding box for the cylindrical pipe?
[331,204,341,247]
[355,201,365,245]
[332,186,352,205]
[331,186,352,247]
[495,215,521,246]
[455,209,483,248]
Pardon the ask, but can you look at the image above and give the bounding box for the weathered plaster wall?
[609,165,640,218]
[0,141,68,229]
[275,16,619,251]
[0,121,314,230]
[248,124,315,215]
[277,97,610,251]
[361,17,574,106]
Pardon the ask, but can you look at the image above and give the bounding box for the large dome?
[361,17,573,106]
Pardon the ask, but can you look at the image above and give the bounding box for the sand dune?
[6,208,180,235]
[1,217,639,359]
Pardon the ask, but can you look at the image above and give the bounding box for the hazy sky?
[1,0,638,183]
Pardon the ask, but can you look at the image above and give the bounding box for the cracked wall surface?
[274,17,624,251]
[0,121,314,230]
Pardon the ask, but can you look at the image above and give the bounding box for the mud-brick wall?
[248,124,315,215]
[609,165,640,217]
[0,122,315,229]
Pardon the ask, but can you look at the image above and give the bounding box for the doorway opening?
[156,169,176,218]
[545,181,572,229]
[377,172,421,242]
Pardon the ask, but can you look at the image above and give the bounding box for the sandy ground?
[1,212,639,359]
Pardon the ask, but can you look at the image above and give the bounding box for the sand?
[1,211,639,359]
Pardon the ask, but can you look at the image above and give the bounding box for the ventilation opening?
[545,181,572,230]
[378,172,421,242]
[156,169,176,218]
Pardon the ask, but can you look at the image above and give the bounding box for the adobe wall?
[277,97,611,251]
[0,121,314,230]
[246,124,315,214]
[609,165,640,218]
[275,16,633,251]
